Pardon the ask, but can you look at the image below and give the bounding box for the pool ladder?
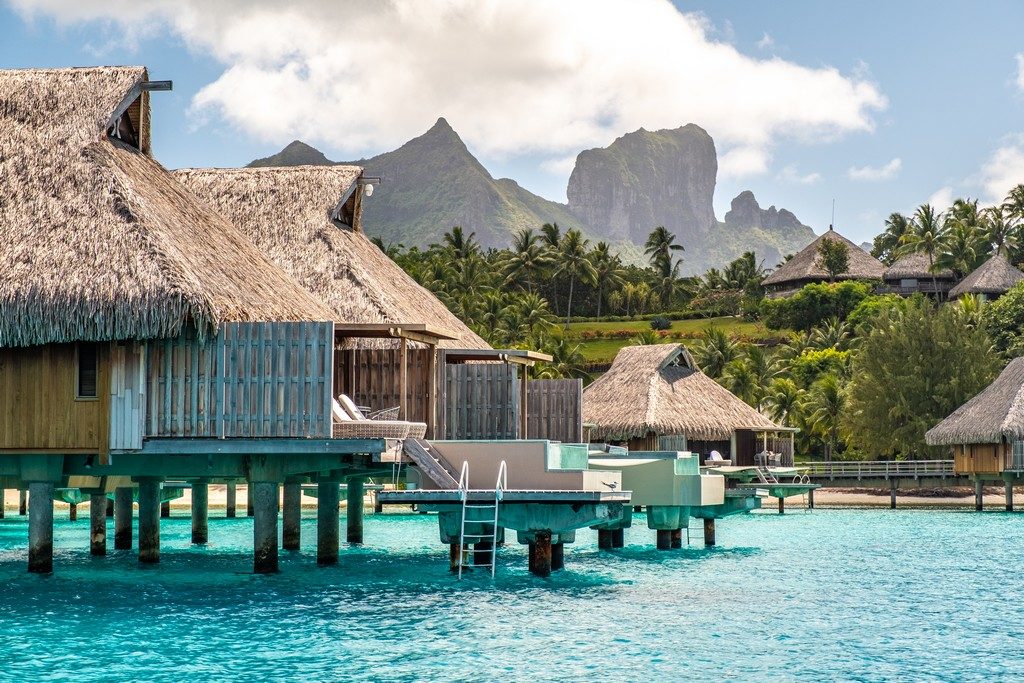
[456,460,507,579]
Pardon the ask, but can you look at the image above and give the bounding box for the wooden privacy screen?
[335,348,432,424]
[110,343,145,450]
[442,363,519,440]
[525,378,583,443]
[146,322,333,439]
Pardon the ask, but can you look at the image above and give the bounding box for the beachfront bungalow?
[582,344,792,464]
[762,226,886,298]
[879,252,955,298]
[0,66,401,573]
[947,252,1024,301]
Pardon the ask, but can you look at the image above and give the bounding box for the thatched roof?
[763,227,885,287]
[926,358,1024,445]
[0,66,335,348]
[582,343,782,441]
[173,166,488,349]
[948,252,1024,298]
[883,251,954,281]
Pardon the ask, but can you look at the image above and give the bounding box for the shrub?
[984,281,1024,357]
[761,281,874,331]
[650,316,671,330]
[790,347,851,388]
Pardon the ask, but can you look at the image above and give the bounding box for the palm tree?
[811,317,851,351]
[764,378,805,427]
[630,329,661,346]
[479,292,509,333]
[512,292,555,340]
[590,242,626,317]
[721,358,758,407]
[899,204,948,295]
[984,205,1019,256]
[555,229,598,326]
[692,327,738,379]
[654,255,685,308]
[935,221,984,279]
[643,226,684,271]
[535,336,590,380]
[1001,183,1024,224]
[442,226,480,261]
[502,228,553,293]
[743,344,782,409]
[540,222,562,249]
[805,373,846,461]
[872,212,912,265]
[370,236,404,260]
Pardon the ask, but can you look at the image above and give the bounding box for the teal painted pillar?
[191,481,209,545]
[252,482,279,574]
[282,481,302,551]
[28,482,54,574]
[226,482,237,518]
[137,479,161,564]
[114,487,133,550]
[347,478,365,544]
[317,480,340,566]
[89,493,107,556]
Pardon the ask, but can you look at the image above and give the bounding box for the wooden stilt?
[1006,480,1014,512]
[703,518,716,547]
[976,479,984,512]
[449,542,463,573]
[68,502,77,521]
[252,482,279,574]
[528,531,552,577]
[473,541,493,566]
[890,480,897,510]
[19,489,27,516]
[160,500,171,519]
[807,488,815,510]
[778,497,785,514]
[656,529,672,550]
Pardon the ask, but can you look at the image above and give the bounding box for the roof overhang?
[442,348,553,366]
[334,323,457,346]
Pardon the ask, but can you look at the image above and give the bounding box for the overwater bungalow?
[947,252,1024,301]
[762,226,885,298]
[926,357,1024,510]
[879,252,955,298]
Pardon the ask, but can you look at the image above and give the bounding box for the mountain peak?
[248,140,332,167]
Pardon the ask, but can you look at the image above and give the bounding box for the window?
[900,278,918,289]
[77,343,98,399]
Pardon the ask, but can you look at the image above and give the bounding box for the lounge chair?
[705,450,732,467]
[332,394,428,440]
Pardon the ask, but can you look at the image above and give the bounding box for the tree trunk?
[596,284,603,317]
[565,276,575,327]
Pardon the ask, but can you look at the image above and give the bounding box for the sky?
[2,0,1023,246]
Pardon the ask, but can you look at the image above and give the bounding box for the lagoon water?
[0,508,1021,681]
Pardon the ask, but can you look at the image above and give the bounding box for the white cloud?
[927,186,954,211]
[10,0,887,172]
[539,155,577,175]
[847,157,901,181]
[756,32,774,50]
[1016,53,1024,92]
[719,146,769,179]
[777,164,822,185]
[978,138,1024,203]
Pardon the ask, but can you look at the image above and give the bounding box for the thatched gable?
[763,228,885,289]
[926,358,1024,445]
[883,251,954,281]
[948,252,1024,298]
[582,343,781,441]
[173,166,489,349]
[0,66,335,348]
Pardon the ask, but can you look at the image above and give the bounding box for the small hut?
[926,358,1024,475]
[947,252,1024,301]
[762,226,885,298]
[582,344,791,464]
[880,252,955,298]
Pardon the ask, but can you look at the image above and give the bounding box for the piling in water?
[114,487,133,550]
[192,481,209,545]
[347,478,364,544]
[317,480,340,566]
[137,479,161,564]
[473,541,493,566]
[597,529,613,549]
[611,528,625,548]
[703,518,716,547]
[89,493,106,556]
[252,482,279,574]
[28,482,54,574]
[226,482,237,518]
[528,531,552,577]
[671,528,682,549]
[551,542,564,571]
[69,502,77,521]
[656,529,672,550]
[282,481,301,551]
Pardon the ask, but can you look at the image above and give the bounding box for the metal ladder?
[755,466,779,484]
[456,460,506,579]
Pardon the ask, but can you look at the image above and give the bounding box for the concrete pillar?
[0,488,4,518]
[611,528,625,548]
[597,529,613,549]
[69,502,78,521]
[373,492,383,515]
[137,479,161,564]
[89,493,107,556]
[778,497,785,514]
[252,481,279,574]
[226,482,237,518]
[347,478,365,544]
[975,479,984,512]
[551,542,564,571]
[890,480,898,510]
[114,487,133,550]
[807,488,815,510]
[106,497,114,518]
[671,528,682,549]
[19,489,27,516]
[160,500,171,518]
[473,541,493,566]
[317,480,340,566]
[28,482,54,574]
[246,484,254,517]
[528,531,552,577]
[191,481,209,545]
[1006,480,1015,512]
[282,481,302,551]
[633,505,642,513]
[656,529,672,550]
[449,542,463,573]
[703,518,716,547]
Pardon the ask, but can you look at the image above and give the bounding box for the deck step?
[404,438,459,489]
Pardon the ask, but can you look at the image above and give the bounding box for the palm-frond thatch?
[0,66,335,348]
[926,358,1024,445]
[948,252,1024,298]
[173,166,488,349]
[582,343,782,441]
[883,251,954,281]
[763,227,885,292]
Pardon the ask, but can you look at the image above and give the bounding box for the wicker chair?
[340,396,427,440]
[332,396,410,440]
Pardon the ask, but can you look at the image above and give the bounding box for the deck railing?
[800,460,956,478]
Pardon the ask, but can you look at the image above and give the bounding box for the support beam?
[597,529,613,549]
[975,479,984,512]
[114,487,133,550]
[807,488,815,510]
[703,518,716,547]
[282,481,302,551]
[449,543,463,573]
[1007,480,1015,513]
[778,497,785,514]
[226,482,237,518]
[528,531,552,577]
[611,528,625,548]
[69,502,78,522]
[19,489,27,516]
[191,481,209,545]
[473,541,493,566]
[246,484,254,517]
[0,488,4,519]
[890,480,898,510]
[106,498,114,518]
[28,482,54,574]
[671,528,682,549]
[551,542,564,571]
[160,500,171,518]
[89,493,107,556]
[520,364,529,438]
[347,478,365,544]
[252,482,279,574]
[399,336,408,420]
[317,481,340,566]
[656,529,672,550]
[137,478,161,564]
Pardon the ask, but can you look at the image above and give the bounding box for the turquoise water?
[0,508,1021,681]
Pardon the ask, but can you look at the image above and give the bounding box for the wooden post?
[778,497,785,514]
[347,478,365,544]
[252,482,279,574]
[656,529,672,550]
[114,486,133,550]
[226,482,237,518]
[551,542,564,571]
[191,481,209,545]
[975,479,984,512]
[28,482,54,574]
[426,346,437,439]
[890,480,897,510]
[89,493,107,556]
[68,502,78,522]
[611,528,625,548]
[671,528,682,549]
[399,336,408,421]
[528,531,552,577]
[703,518,716,547]
[520,363,529,439]
[137,478,161,564]
[597,529,613,549]
[0,488,4,519]
[19,489,27,516]
[317,480,340,566]
[1006,480,1014,512]
[247,483,254,517]
[807,488,815,510]
[282,481,302,550]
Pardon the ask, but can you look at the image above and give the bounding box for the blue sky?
[2,0,1023,246]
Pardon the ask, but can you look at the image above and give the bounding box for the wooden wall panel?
[335,348,431,424]
[0,343,109,453]
[109,342,145,450]
[443,363,519,440]
[525,378,583,443]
